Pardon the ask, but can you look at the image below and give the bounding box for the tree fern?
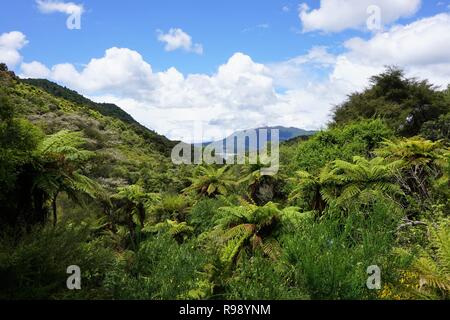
[143,219,194,243]
[32,130,104,226]
[208,202,303,266]
[37,130,93,163]
[183,165,236,198]
[111,185,160,246]
[412,219,450,299]
[288,170,327,212]
[375,137,450,207]
[320,156,404,209]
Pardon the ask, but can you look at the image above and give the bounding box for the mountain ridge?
[21,77,317,154]
[20,78,177,156]
[0,65,186,193]
[196,126,317,154]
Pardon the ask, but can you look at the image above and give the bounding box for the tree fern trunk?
[52,194,58,227]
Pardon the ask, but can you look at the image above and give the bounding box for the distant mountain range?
[258,126,317,142]
[196,126,317,154]
[20,78,317,155]
[21,78,178,155]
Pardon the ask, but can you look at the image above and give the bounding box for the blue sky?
[1,0,447,73]
[1,1,450,141]
[2,0,339,74]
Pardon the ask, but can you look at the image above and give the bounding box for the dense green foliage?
[332,67,450,138]
[22,78,177,156]
[0,65,449,300]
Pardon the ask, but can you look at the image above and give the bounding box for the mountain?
[197,126,317,154]
[16,77,317,157]
[21,78,177,156]
[262,126,317,142]
[0,66,186,193]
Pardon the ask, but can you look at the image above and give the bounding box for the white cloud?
[49,47,154,96]
[20,61,51,78]
[21,47,154,97]
[0,31,28,68]
[36,0,84,16]
[15,13,450,142]
[341,13,450,87]
[299,0,421,33]
[268,46,336,89]
[157,28,203,54]
[36,1,84,29]
[19,49,276,141]
[344,14,450,66]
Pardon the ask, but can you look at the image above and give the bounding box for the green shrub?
[188,197,230,234]
[224,253,309,300]
[282,200,407,300]
[104,235,210,300]
[290,119,393,175]
[0,225,115,300]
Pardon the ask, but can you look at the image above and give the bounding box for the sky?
[1,0,450,142]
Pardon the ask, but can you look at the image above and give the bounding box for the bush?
[187,197,230,234]
[421,113,450,142]
[104,235,210,300]
[290,119,393,175]
[224,253,309,300]
[281,200,407,299]
[331,67,449,136]
[0,225,115,300]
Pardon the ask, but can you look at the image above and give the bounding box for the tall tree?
[332,67,450,136]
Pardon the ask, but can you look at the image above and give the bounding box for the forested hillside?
[0,64,449,300]
[21,78,176,156]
